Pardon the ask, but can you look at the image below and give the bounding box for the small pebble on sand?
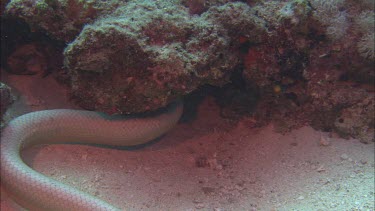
[340,154,349,160]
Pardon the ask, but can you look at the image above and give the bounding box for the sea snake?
[1,101,183,210]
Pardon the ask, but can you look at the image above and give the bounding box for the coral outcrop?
[335,97,374,143]
[0,82,14,127]
[3,0,374,142]
[5,0,116,42]
[63,1,252,113]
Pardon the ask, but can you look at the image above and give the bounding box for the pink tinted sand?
[1,70,374,210]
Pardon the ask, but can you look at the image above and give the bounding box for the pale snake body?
[1,101,183,210]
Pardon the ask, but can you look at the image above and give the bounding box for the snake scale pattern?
[1,101,183,210]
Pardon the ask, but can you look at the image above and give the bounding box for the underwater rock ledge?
[63,1,243,113]
[4,0,374,142]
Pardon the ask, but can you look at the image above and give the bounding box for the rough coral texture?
[233,0,374,142]
[6,43,51,75]
[63,1,253,113]
[0,82,14,127]
[335,97,374,143]
[5,0,118,42]
[4,0,374,142]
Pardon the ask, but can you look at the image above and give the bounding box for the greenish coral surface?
[0,82,14,127]
[5,0,117,41]
[4,0,374,142]
[64,0,250,113]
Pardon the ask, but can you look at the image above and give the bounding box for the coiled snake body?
[1,101,183,210]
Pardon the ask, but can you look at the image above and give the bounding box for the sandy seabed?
[1,70,374,211]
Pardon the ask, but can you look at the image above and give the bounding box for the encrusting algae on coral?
[2,0,374,141]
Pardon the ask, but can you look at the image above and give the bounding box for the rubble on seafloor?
[1,0,374,142]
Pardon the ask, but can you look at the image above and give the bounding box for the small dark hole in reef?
[284,92,301,106]
[181,65,260,122]
[238,40,252,54]
[195,156,209,168]
[339,73,349,81]
[284,92,297,100]
[338,118,344,123]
